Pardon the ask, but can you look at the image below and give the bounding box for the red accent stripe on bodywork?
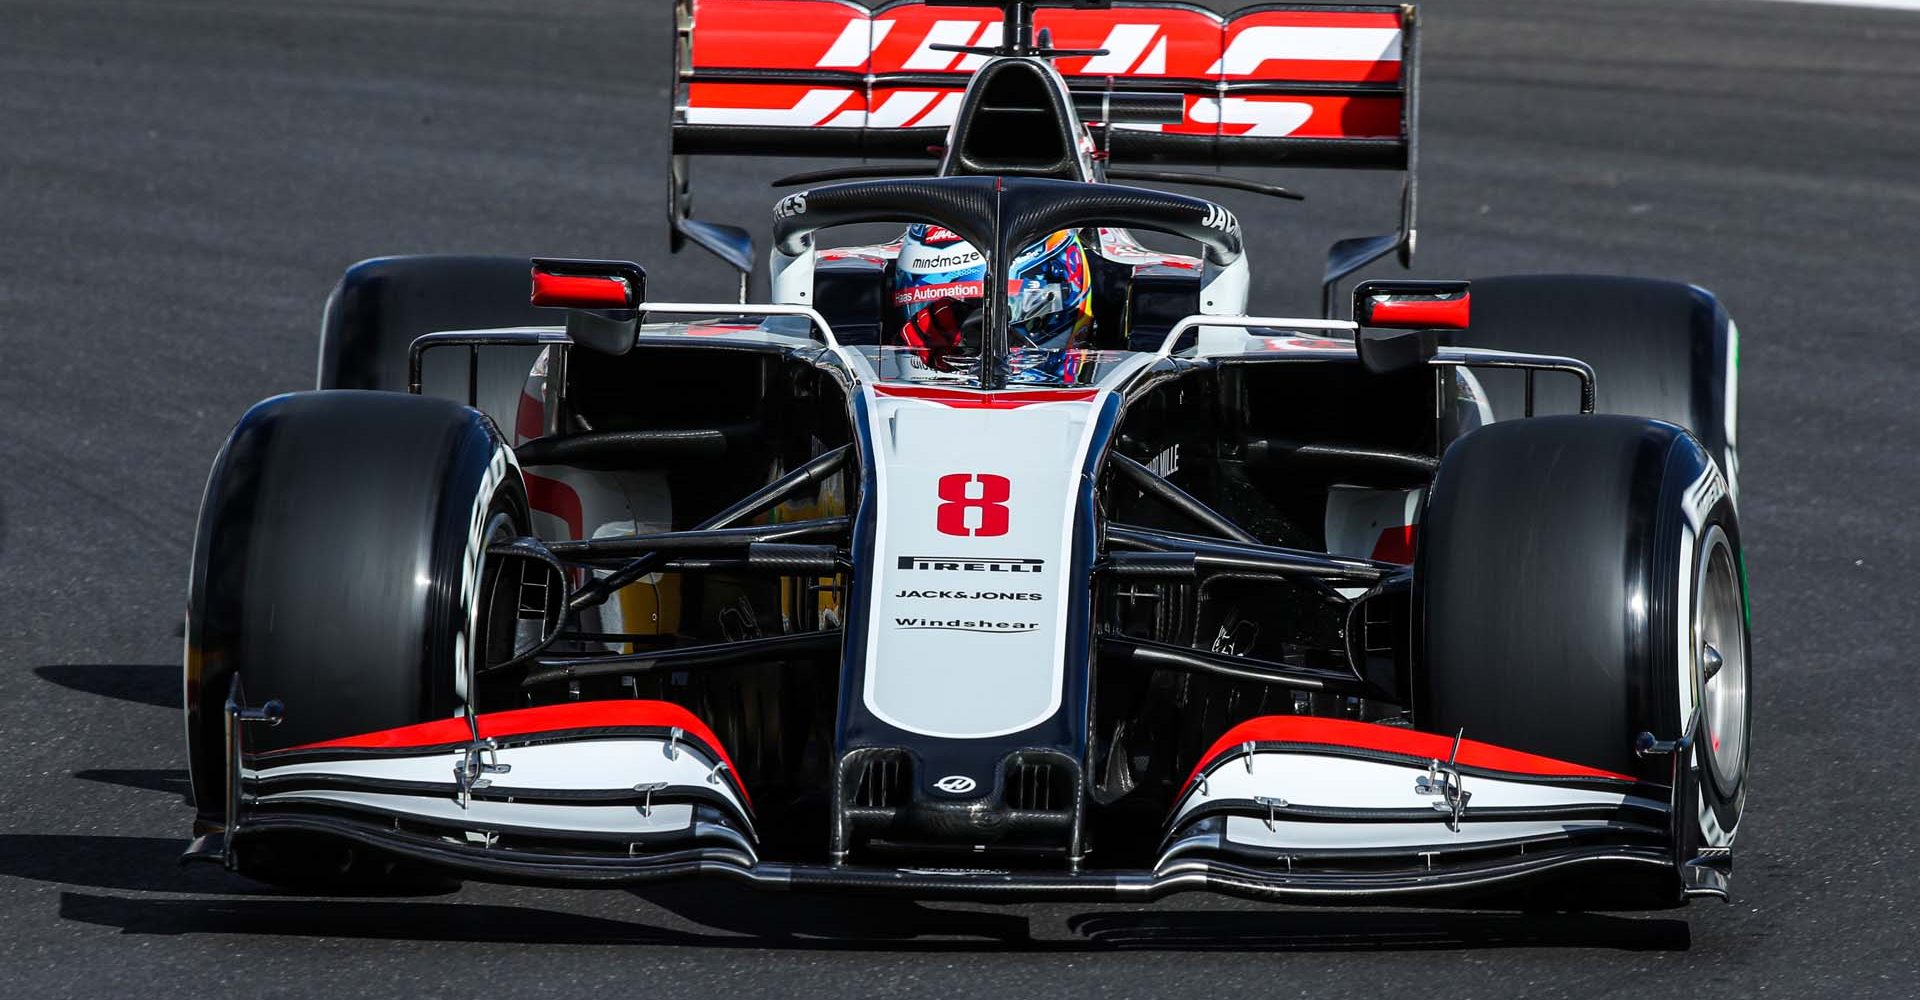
[522,471,584,540]
[872,384,1099,409]
[530,271,632,309]
[284,700,749,808]
[1181,716,1635,798]
[515,389,544,444]
[1369,524,1417,564]
[1364,293,1471,330]
[690,0,872,72]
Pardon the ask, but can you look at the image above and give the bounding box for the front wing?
[188,699,1724,903]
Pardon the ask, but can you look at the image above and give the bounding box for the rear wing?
[669,0,1420,312]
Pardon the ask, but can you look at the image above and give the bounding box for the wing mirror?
[530,258,646,356]
[1352,279,1470,375]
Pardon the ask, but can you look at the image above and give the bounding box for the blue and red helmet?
[890,224,1095,353]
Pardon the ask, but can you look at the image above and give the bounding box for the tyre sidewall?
[1415,416,1750,862]
[318,255,546,392]
[1462,275,1738,494]
[186,392,526,820]
[1653,439,1747,853]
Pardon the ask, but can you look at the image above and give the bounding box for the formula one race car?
[182,0,1749,907]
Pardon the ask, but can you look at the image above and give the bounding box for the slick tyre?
[317,254,546,391]
[1459,274,1738,492]
[1415,415,1749,895]
[185,391,528,884]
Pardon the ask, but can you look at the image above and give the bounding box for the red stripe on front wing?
[285,700,749,808]
[1181,716,1635,799]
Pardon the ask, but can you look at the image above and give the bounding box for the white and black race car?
[182,0,1748,907]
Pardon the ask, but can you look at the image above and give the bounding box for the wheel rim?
[1695,526,1747,791]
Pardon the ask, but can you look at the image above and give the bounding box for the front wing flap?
[189,700,1707,902]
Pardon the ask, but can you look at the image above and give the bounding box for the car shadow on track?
[630,882,1693,952]
[54,892,716,945]
[54,890,1044,949]
[0,835,278,896]
[0,835,454,898]
[32,663,179,709]
[1061,909,1691,951]
[53,887,1691,952]
[74,768,191,797]
[632,883,1034,943]
[25,839,1690,953]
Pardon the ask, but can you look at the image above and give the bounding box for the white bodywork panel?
[256,792,697,837]
[859,389,1108,739]
[1323,485,1422,561]
[247,735,747,834]
[1177,750,1658,852]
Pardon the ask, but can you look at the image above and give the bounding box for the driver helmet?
[890,224,1094,353]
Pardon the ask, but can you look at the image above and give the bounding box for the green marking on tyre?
[1740,556,1751,630]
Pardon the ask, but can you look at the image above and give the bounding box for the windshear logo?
[774,192,808,219]
[893,617,1040,634]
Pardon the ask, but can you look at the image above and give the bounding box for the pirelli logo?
[896,555,1045,574]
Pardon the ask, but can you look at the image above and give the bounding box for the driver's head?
[890,225,1094,354]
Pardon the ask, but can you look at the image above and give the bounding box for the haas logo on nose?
[933,774,977,794]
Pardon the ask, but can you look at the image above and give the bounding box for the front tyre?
[318,255,545,391]
[185,391,528,884]
[1458,274,1739,498]
[1415,415,1750,896]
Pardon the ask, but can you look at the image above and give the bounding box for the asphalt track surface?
[3,0,1918,996]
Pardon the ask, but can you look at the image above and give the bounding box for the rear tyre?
[1460,274,1738,492]
[318,254,546,391]
[185,391,527,883]
[1415,415,1749,892]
